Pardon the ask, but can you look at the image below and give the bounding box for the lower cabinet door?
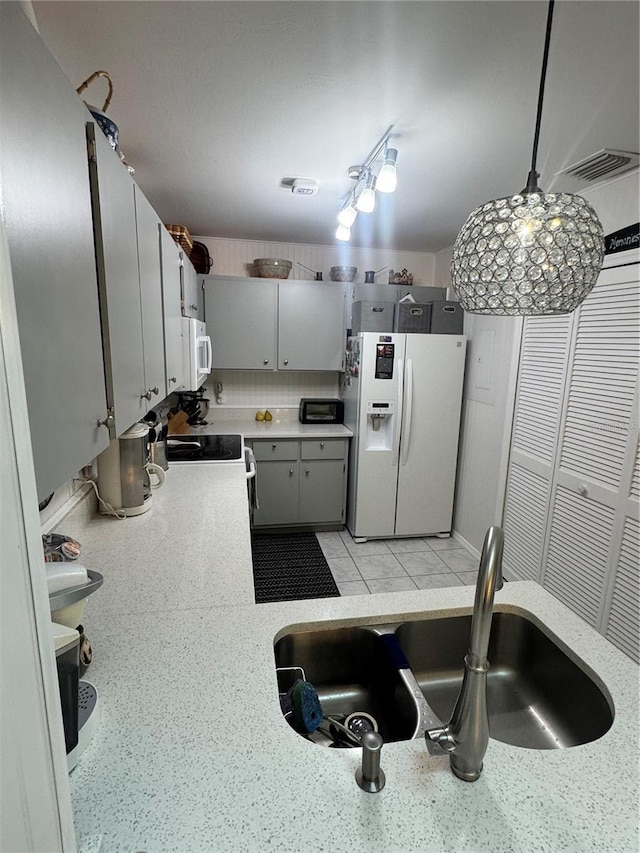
[299,460,345,524]
[253,460,299,527]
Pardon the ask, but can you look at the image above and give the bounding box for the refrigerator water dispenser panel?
[375,343,395,379]
[365,401,395,450]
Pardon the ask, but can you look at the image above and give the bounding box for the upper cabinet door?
[160,226,185,394]
[87,123,147,435]
[181,260,200,319]
[204,278,277,369]
[0,4,110,499]
[134,186,166,407]
[278,282,345,371]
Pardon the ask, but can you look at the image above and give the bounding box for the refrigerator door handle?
[401,358,413,465]
[392,358,404,466]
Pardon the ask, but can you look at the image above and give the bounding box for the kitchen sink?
[274,610,613,750]
[395,611,614,749]
[274,626,417,746]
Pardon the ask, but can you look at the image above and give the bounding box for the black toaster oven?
[299,398,344,424]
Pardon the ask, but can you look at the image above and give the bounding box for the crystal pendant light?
[451,0,605,315]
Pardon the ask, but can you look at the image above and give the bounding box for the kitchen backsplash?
[205,370,340,408]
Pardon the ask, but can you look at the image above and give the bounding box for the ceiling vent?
[556,149,639,183]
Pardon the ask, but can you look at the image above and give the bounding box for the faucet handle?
[356,731,386,793]
[425,726,457,755]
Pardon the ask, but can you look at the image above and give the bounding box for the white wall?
[194,235,436,286]
[453,314,521,553]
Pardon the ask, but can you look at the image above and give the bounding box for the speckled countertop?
[185,406,352,440]
[58,464,639,853]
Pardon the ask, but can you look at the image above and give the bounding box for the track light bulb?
[356,173,376,214]
[337,202,357,228]
[376,148,398,193]
[335,223,351,241]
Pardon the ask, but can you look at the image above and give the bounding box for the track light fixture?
[335,125,398,241]
[451,0,605,315]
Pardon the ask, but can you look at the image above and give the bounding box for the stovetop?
[165,433,244,462]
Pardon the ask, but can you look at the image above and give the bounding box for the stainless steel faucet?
[424,526,504,781]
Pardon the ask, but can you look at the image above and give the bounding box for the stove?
[165,433,244,463]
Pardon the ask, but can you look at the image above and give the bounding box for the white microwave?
[181,317,212,390]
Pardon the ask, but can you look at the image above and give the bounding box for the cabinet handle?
[272,443,277,450]
[263,359,269,365]
[96,413,115,430]
[151,386,159,395]
[577,484,589,497]
[320,442,325,449]
[169,376,177,383]
[289,468,294,476]
[283,359,289,366]
[141,390,152,401]
[305,469,310,476]
[190,304,198,312]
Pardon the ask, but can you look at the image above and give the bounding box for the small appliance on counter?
[299,398,344,424]
[97,422,165,516]
[47,552,104,772]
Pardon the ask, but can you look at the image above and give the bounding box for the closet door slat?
[605,517,640,663]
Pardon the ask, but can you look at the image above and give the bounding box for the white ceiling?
[32,1,639,253]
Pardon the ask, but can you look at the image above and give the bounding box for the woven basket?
[164,224,193,256]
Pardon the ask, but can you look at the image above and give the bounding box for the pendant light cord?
[524,0,555,192]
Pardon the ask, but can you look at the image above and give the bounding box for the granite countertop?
[185,406,353,440]
[58,464,639,853]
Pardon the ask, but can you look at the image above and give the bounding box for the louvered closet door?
[502,316,573,580]
[603,431,640,662]
[542,264,639,649]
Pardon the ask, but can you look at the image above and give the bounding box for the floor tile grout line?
[319,531,479,595]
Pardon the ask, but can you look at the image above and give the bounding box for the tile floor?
[316,530,479,596]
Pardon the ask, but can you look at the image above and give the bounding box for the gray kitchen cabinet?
[134,185,167,406]
[204,278,277,369]
[251,438,348,528]
[159,227,185,394]
[0,3,111,500]
[87,123,147,435]
[203,276,345,371]
[181,257,200,318]
[278,282,346,371]
[89,125,168,434]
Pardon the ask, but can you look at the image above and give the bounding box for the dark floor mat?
[251,532,340,603]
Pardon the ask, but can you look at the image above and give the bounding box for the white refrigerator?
[344,332,467,540]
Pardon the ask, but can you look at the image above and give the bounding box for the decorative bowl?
[253,258,292,279]
[330,266,357,282]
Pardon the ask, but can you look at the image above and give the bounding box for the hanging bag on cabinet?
[76,70,119,152]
